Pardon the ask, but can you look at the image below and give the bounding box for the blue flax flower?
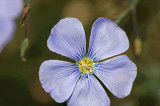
[39,17,137,106]
[0,0,23,52]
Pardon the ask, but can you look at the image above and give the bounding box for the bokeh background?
[0,0,160,106]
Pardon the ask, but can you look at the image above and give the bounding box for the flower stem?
[115,0,139,25]
[20,0,31,62]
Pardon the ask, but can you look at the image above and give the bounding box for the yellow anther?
[78,57,95,74]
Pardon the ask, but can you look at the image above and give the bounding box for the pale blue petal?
[47,18,86,62]
[39,60,81,103]
[0,0,23,19]
[88,17,129,62]
[0,17,15,52]
[67,74,110,106]
[94,55,137,98]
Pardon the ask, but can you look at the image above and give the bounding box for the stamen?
[78,57,95,74]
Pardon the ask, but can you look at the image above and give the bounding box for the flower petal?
[88,17,129,61]
[94,55,137,98]
[0,17,15,52]
[67,75,110,106]
[47,18,86,62]
[0,0,23,19]
[39,60,81,103]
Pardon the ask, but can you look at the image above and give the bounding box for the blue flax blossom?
[0,0,23,52]
[39,17,137,106]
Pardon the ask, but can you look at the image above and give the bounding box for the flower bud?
[134,37,142,55]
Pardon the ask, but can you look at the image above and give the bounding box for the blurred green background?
[0,0,160,106]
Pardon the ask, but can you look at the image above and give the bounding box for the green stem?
[115,0,139,25]
[115,7,132,25]
[20,0,30,62]
[131,7,139,37]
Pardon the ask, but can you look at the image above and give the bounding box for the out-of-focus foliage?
[0,0,160,106]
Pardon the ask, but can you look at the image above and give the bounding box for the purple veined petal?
[47,18,86,62]
[94,55,137,98]
[0,0,23,19]
[39,60,81,103]
[67,74,110,106]
[88,17,129,62]
[0,17,15,53]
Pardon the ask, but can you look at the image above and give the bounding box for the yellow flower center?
[78,57,95,74]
